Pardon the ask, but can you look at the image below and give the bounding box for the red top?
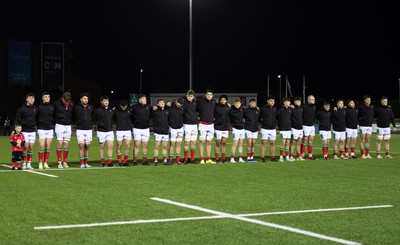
[10,133,25,152]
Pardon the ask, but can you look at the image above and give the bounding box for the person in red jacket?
[10,124,25,170]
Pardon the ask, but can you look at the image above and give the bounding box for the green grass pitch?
[1,134,400,244]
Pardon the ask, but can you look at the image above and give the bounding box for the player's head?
[282,97,291,107]
[249,98,257,108]
[100,95,109,107]
[186,90,195,102]
[219,94,228,105]
[25,93,35,105]
[138,94,147,105]
[205,89,213,100]
[80,93,89,105]
[62,91,72,102]
[380,96,388,106]
[267,96,275,106]
[157,98,165,108]
[323,101,331,111]
[233,98,242,108]
[307,95,315,105]
[175,97,184,108]
[42,91,50,104]
[120,99,129,110]
[363,95,371,105]
[14,124,22,133]
[294,96,301,106]
[347,99,355,108]
[336,99,344,108]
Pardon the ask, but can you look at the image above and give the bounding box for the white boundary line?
[151,198,361,245]
[34,202,393,244]
[0,164,58,178]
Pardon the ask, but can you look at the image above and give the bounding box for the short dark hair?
[294,96,301,101]
[187,90,195,96]
[249,98,256,103]
[14,123,22,128]
[100,95,109,101]
[267,96,275,101]
[363,95,371,100]
[42,91,50,97]
[282,97,290,103]
[177,97,184,105]
[80,93,89,99]
[138,94,146,100]
[205,89,213,94]
[26,93,35,98]
[157,98,164,104]
[120,99,128,106]
[323,101,330,106]
[62,92,71,101]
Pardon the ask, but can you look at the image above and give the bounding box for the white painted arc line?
[151,198,361,245]
[0,164,58,178]
[33,204,393,233]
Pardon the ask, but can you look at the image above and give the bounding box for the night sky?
[2,1,400,101]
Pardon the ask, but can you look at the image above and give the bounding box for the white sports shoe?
[386,155,393,159]
[238,158,245,163]
[279,156,284,162]
[38,163,43,169]
[22,162,27,170]
[377,155,383,159]
[43,163,50,169]
[58,163,64,168]
[366,154,373,159]
[63,162,69,168]
[230,158,236,163]
[361,155,367,159]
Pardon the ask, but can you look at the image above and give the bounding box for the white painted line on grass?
[34,215,224,230]
[151,197,361,245]
[33,203,392,242]
[0,164,58,178]
[239,205,393,217]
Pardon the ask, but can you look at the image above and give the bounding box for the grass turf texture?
[0,134,399,244]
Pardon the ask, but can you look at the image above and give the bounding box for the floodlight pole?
[140,69,143,94]
[278,75,282,104]
[189,0,193,90]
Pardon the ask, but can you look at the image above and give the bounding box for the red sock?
[176,156,181,162]
[221,153,226,160]
[117,154,122,163]
[279,150,284,156]
[142,157,147,162]
[206,157,210,161]
[184,150,188,160]
[190,149,195,160]
[62,150,69,163]
[56,149,62,162]
[340,150,344,156]
[108,158,112,164]
[345,148,348,154]
[133,157,137,162]
[308,145,313,155]
[366,148,370,155]
[80,159,85,165]
[351,148,355,154]
[12,162,16,168]
[215,153,219,159]
[360,149,365,155]
[85,157,89,164]
[301,144,306,155]
[38,152,44,163]
[100,158,105,163]
[44,151,50,163]
[123,155,129,163]
[27,154,32,163]
[17,163,21,168]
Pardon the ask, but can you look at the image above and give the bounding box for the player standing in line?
[316,101,332,160]
[374,96,397,159]
[214,95,230,163]
[331,99,347,159]
[36,92,54,169]
[74,93,94,168]
[54,91,74,168]
[151,98,170,165]
[10,124,25,170]
[14,93,38,170]
[276,98,294,162]
[290,97,305,161]
[301,95,317,160]
[344,99,359,159]
[229,98,245,163]
[94,95,115,167]
[357,95,374,159]
[259,96,278,162]
[244,98,260,162]
[196,90,217,164]
[131,94,152,165]
[168,97,185,165]
[114,99,132,167]
[182,90,198,164]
